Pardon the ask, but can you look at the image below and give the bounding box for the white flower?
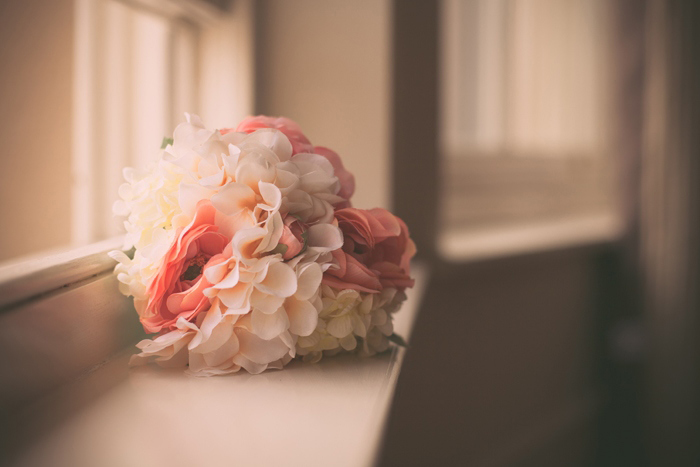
[130,300,294,375]
[296,286,407,362]
[114,161,184,251]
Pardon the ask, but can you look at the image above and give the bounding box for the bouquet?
[110,114,416,375]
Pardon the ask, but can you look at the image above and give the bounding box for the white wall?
[0,0,74,261]
[255,0,392,210]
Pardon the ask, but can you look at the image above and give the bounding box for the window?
[73,0,253,244]
[0,0,252,264]
[439,0,622,259]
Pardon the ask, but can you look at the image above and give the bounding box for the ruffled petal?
[236,328,291,364]
[251,307,290,340]
[255,261,297,297]
[285,297,318,337]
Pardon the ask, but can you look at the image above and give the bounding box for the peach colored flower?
[231,116,314,155]
[323,208,416,293]
[224,116,356,206]
[142,201,228,333]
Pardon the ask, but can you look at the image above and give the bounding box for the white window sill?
[0,236,123,310]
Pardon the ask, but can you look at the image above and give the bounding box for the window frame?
[72,0,254,245]
[437,0,624,261]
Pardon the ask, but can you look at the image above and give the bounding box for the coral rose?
[323,208,416,293]
[142,201,228,333]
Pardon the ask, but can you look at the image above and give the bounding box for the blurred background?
[1,0,700,465]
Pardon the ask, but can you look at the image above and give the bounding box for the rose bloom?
[142,202,228,333]
[277,214,307,260]
[323,208,416,293]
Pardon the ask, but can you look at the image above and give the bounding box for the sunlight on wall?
[255,0,392,210]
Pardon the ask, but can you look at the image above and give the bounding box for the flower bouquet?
[110,115,416,375]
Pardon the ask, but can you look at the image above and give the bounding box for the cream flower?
[114,161,184,251]
[296,285,406,362]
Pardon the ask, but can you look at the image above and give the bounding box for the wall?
[254,0,392,210]
[381,248,604,466]
[0,0,73,261]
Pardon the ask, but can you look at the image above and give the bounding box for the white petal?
[204,259,232,285]
[200,172,227,189]
[232,354,268,374]
[292,153,334,175]
[339,334,357,351]
[179,183,215,218]
[351,313,367,337]
[251,308,289,340]
[222,144,241,174]
[248,128,292,161]
[250,288,286,314]
[216,282,252,310]
[327,314,353,338]
[154,345,190,368]
[278,331,296,352]
[108,250,131,264]
[188,353,240,376]
[236,328,291,364]
[274,169,299,194]
[215,210,256,239]
[306,224,343,252]
[188,301,225,350]
[233,226,267,260]
[258,181,282,211]
[254,211,284,255]
[202,332,240,367]
[285,297,318,337]
[192,313,236,355]
[235,160,275,190]
[211,182,256,215]
[213,263,240,289]
[294,263,322,300]
[256,261,297,297]
[371,308,388,326]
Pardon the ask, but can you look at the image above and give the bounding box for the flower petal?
[306,224,343,252]
[255,261,297,297]
[294,262,322,300]
[202,331,240,367]
[211,182,256,215]
[251,307,290,340]
[250,288,286,314]
[258,181,282,211]
[285,297,318,337]
[327,314,353,338]
[236,328,291,364]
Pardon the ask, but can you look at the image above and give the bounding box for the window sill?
[438,212,624,263]
[1,239,428,467]
[0,236,123,310]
